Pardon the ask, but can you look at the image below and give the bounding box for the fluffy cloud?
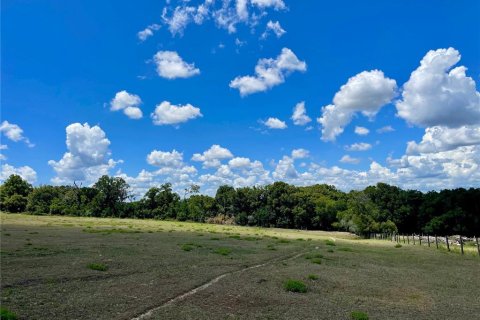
[0,121,34,147]
[151,101,202,126]
[153,51,200,79]
[354,126,369,136]
[137,24,161,41]
[264,117,287,129]
[147,150,184,168]
[230,48,307,96]
[291,148,309,159]
[340,155,360,164]
[261,20,286,39]
[192,145,234,168]
[228,157,251,168]
[396,48,480,128]
[407,126,480,154]
[317,70,397,141]
[291,101,311,126]
[0,164,37,183]
[110,91,143,119]
[345,143,372,152]
[48,123,118,184]
[251,0,286,9]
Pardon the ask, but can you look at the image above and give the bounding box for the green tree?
[91,176,130,217]
[0,174,33,212]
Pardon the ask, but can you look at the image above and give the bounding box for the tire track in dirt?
[131,250,308,320]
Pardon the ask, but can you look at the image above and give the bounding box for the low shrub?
[395,244,402,248]
[283,279,307,293]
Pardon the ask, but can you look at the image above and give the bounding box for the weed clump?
[305,253,323,260]
[214,247,232,256]
[327,248,334,253]
[394,244,402,248]
[267,244,277,251]
[307,274,318,280]
[181,242,202,251]
[87,263,108,272]
[311,258,322,264]
[283,279,307,293]
[338,247,353,252]
[325,239,336,246]
[351,311,369,320]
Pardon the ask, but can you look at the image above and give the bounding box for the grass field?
[1,213,479,320]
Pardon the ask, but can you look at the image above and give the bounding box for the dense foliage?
[1,175,479,236]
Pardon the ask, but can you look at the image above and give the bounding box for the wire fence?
[369,233,480,256]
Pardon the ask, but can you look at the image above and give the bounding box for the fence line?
[369,232,480,257]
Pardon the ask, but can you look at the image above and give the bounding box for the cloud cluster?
[147,150,184,168]
[154,51,200,79]
[161,0,286,36]
[0,164,37,184]
[0,121,34,147]
[151,101,202,126]
[230,48,307,96]
[48,123,118,184]
[317,70,397,141]
[192,144,234,168]
[110,91,143,119]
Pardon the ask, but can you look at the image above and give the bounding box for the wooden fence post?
[446,236,450,252]
[435,235,438,249]
[460,236,464,255]
[427,235,430,247]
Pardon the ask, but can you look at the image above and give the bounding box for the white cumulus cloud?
[110,90,143,119]
[264,117,287,129]
[291,148,309,159]
[317,70,397,141]
[396,47,480,128]
[192,144,234,168]
[291,101,311,126]
[354,126,369,136]
[230,48,307,96]
[147,150,184,168]
[151,101,202,126]
[0,121,34,147]
[0,164,37,184]
[154,51,200,79]
[48,123,118,184]
[407,126,480,154]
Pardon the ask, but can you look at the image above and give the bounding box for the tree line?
[1,174,479,236]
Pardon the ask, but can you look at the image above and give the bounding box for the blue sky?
[2,0,480,195]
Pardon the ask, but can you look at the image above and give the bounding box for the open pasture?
[1,213,479,320]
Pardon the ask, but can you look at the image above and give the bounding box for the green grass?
[0,307,17,320]
[283,279,307,293]
[87,263,108,272]
[307,274,319,280]
[2,213,479,320]
[351,311,369,320]
[213,247,232,256]
[325,239,336,246]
